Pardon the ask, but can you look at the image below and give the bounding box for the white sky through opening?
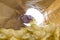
[24,8,45,26]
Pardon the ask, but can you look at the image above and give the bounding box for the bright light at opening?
[24,8,44,26]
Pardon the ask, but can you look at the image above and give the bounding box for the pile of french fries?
[0,22,60,40]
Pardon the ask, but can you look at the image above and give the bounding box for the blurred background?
[0,0,60,29]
